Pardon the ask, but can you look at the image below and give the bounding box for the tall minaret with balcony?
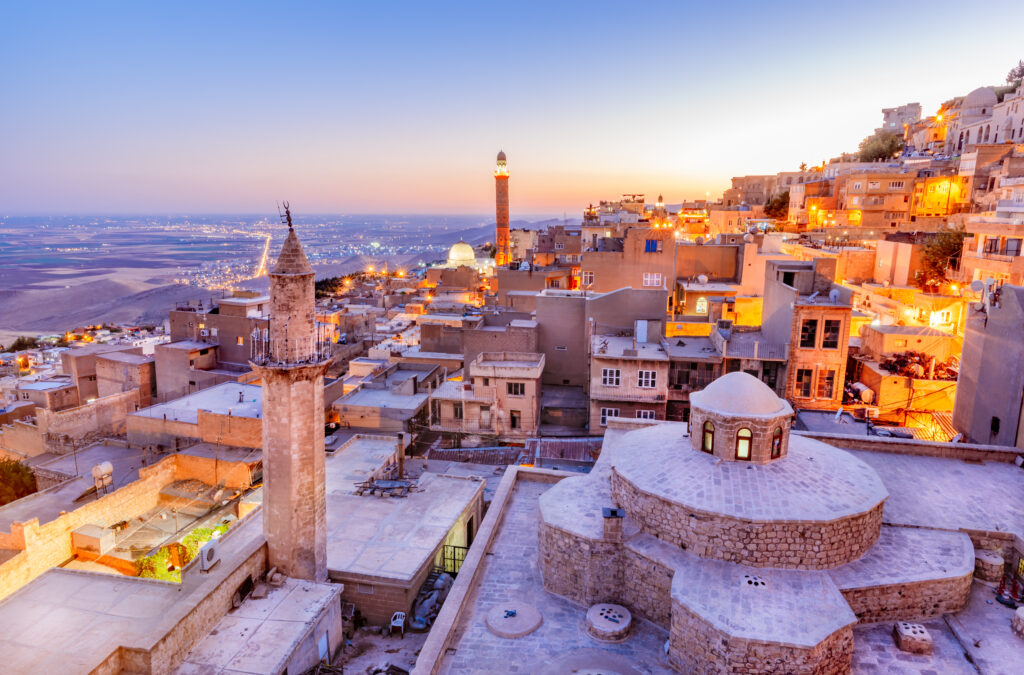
[495,150,510,266]
[252,203,329,582]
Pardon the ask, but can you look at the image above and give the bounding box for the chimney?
[395,432,405,479]
[602,507,625,543]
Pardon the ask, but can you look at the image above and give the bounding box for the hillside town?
[3,74,1024,674]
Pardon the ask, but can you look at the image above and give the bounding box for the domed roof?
[497,150,507,162]
[447,241,476,264]
[690,371,790,416]
[963,86,997,109]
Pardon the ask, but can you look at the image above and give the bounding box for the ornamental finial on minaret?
[495,150,508,177]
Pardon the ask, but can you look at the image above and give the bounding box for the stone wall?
[619,545,674,628]
[0,419,45,458]
[197,409,261,448]
[796,430,1022,463]
[538,520,624,609]
[669,598,854,674]
[611,469,884,569]
[37,388,141,445]
[839,571,973,624]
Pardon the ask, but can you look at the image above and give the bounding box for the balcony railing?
[590,383,667,402]
[721,341,788,360]
[972,250,1016,263]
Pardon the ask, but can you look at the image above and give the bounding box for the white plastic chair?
[390,611,406,638]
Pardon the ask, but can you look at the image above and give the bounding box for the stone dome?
[689,371,789,417]
[497,150,507,162]
[447,241,476,266]
[962,86,997,110]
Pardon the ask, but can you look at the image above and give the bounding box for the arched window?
[984,125,991,142]
[736,428,752,460]
[771,427,783,458]
[702,420,714,453]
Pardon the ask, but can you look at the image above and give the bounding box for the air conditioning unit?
[199,329,209,337]
[199,540,220,571]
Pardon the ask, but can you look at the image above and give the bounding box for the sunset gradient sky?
[1,1,1021,216]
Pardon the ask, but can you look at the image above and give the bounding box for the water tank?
[91,462,113,481]
[851,382,874,404]
[697,274,709,285]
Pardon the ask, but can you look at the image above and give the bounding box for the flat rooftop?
[178,577,340,675]
[334,386,428,411]
[324,435,483,583]
[218,295,269,305]
[846,449,1024,540]
[95,351,153,365]
[133,382,262,423]
[660,336,720,360]
[17,379,74,391]
[591,335,669,361]
[867,325,952,336]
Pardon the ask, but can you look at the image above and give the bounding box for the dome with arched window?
[688,371,793,463]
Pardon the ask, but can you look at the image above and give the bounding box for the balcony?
[590,383,667,403]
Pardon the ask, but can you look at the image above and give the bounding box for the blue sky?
[1,1,1021,215]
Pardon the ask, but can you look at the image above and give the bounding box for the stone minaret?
[494,150,510,266]
[252,206,329,582]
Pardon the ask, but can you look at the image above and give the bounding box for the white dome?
[447,241,476,265]
[690,371,789,416]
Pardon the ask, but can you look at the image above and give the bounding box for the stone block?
[893,622,932,654]
[1013,607,1024,639]
[974,549,1004,582]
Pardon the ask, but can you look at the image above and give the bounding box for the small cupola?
[688,372,794,463]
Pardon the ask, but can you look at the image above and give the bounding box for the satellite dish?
[743,234,754,242]
[695,237,705,245]
[697,274,709,285]
[747,226,758,235]
[985,277,996,287]
[969,280,985,293]
[829,289,841,304]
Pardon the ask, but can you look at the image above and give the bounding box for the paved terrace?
[436,479,674,674]
[846,450,1024,539]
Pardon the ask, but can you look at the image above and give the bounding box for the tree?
[764,190,790,219]
[3,336,38,353]
[799,162,807,172]
[0,458,37,506]
[1008,59,1024,84]
[857,130,904,162]
[914,228,966,291]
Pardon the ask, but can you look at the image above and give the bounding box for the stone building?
[588,331,669,431]
[537,372,973,673]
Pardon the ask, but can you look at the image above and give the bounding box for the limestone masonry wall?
[611,469,883,569]
[670,598,854,674]
[839,570,973,624]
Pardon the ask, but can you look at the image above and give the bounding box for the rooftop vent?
[741,573,766,588]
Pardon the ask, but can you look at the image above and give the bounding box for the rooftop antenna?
[277,200,293,229]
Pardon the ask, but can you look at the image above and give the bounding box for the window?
[817,370,836,399]
[852,182,862,191]
[822,320,841,349]
[643,272,663,287]
[991,416,1001,436]
[555,241,564,250]
[795,369,813,397]
[895,339,907,348]
[510,410,521,429]
[453,403,463,420]
[771,427,783,458]
[735,428,752,460]
[695,297,708,314]
[548,279,561,289]
[867,181,880,190]
[889,180,905,190]
[636,410,655,420]
[582,271,594,285]
[236,336,244,346]
[1006,238,1022,257]
[799,319,818,348]
[601,368,621,386]
[702,421,714,453]
[507,382,525,397]
[644,239,662,253]
[600,408,620,426]
[637,370,657,388]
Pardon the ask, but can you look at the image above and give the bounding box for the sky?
[1,1,1022,217]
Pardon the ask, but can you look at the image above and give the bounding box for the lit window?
[771,427,783,458]
[601,368,621,386]
[695,297,708,314]
[702,420,714,453]
[736,428,752,460]
[236,336,244,346]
